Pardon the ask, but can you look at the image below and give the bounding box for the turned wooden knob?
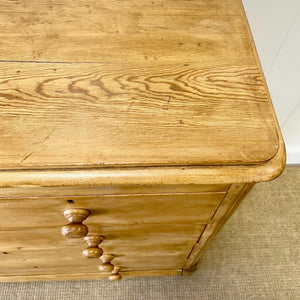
[98,254,115,272]
[63,209,90,223]
[109,273,122,281]
[82,235,104,258]
[61,224,88,238]
[109,266,122,281]
[61,209,90,239]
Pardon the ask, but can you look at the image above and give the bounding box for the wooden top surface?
[0,0,280,170]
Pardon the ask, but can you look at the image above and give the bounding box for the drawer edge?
[0,269,182,282]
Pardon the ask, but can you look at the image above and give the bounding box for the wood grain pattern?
[0,224,205,275]
[0,270,182,282]
[182,183,254,273]
[0,224,205,251]
[0,0,256,64]
[0,138,285,189]
[0,192,225,228]
[0,252,185,275]
[0,184,230,198]
[0,0,280,169]
[0,0,286,282]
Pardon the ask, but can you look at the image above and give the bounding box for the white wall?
[243,0,300,164]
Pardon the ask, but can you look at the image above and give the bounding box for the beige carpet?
[0,166,299,300]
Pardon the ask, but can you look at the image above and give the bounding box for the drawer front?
[0,224,205,275]
[0,192,226,228]
[0,191,226,276]
[0,184,230,198]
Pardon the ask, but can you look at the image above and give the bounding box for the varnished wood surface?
[0,184,230,198]
[0,253,184,275]
[0,224,205,275]
[0,0,286,282]
[183,183,254,272]
[0,192,225,228]
[0,224,204,251]
[0,253,186,275]
[0,0,280,169]
[0,0,270,64]
[0,183,250,279]
[0,270,182,282]
[0,138,285,188]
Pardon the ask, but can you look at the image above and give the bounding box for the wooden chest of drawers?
[0,0,285,281]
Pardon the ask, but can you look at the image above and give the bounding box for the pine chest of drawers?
[0,0,285,281]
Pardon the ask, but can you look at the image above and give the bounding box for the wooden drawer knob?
[63,209,90,223]
[61,209,90,239]
[109,273,122,281]
[109,266,122,281]
[82,235,104,258]
[61,224,88,239]
[98,254,115,272]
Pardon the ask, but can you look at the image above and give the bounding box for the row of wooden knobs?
[61,208,122,281]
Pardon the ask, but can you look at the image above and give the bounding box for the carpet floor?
[0,166,299,300]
